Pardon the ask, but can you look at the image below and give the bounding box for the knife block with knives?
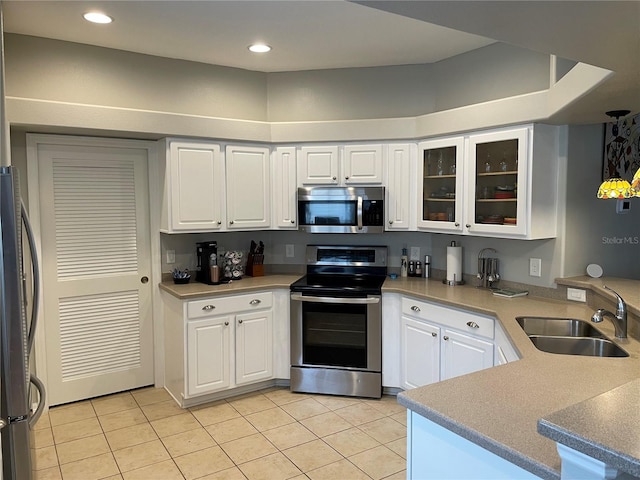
[246,240,265,277]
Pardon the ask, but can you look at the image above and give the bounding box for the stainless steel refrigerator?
[1,165,45,479]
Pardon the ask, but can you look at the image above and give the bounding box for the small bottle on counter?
[408,261,416,277]
[424,255,431,278]
[416,261,423,277]
[401,248,408,277]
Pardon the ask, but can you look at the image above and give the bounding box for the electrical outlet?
[410,247,420,261]
[567,287,587,302]
[166,250,176,264]
[285,244,295,258]
[529,258,542,277]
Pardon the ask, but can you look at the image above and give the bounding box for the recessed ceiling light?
[83,12,113,24]
[248,44,271,53]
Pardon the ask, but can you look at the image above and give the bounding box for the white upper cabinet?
[417,125,559,239]
[161,139,225,232]
[272,147,298,229]
[298,144,383,186]
[385,143,415,231]
[225,145,271,230]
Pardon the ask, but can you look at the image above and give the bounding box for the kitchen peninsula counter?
[385,276,640,479]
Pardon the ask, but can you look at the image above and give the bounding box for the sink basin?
[516,317,604,338]
[528,336,629,358]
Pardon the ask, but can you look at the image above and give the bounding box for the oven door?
[290,293,381,372]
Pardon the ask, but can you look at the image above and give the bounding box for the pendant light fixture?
[597,110,636,199]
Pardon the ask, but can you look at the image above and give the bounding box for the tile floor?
[31,386,407,480]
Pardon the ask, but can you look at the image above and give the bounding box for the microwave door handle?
[357,196,363,230]
[290,294,379,305]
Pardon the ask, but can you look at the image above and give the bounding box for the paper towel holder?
[443,241,465,286]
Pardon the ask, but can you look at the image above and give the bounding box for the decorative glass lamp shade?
[597,178,632,199]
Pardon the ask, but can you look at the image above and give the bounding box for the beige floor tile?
[385,438,406,459]
[141,399,187,422]
[59,452,120,480]
[239,452,302,480]
[161,427,216,457]
[263,388,310,406]
[113,438,171,472]
[103,475,124,480]
[289,476,310,480]
[362,397,407,416]
[122,459,185,480]
[244,407,296,431]
[56,433,110,465]
[348,445,405,480]
[381,470,406,480]
[173,446,234,480]
[92,392,138,416]
[227,394,277,416]
[283,439,342,472]
[131,387,173,407]
[99,407,148,433]
[197,466,247,480]
[49,401,96,426]
[312,395,359,411]
[32,445,59,470]
[300,411,353,437]
[334,403,386,426]
[390,411,407,426]
[307,458,371,480]
[33,465,62,480]
[31,427,55,449]
[280,398,331,421]
[190,401,241,426]
[358,417,406,444]
[33,413,51,430]
[322,428,380,457]
[262,422,317,451]
[205,417,258,444]
[52,417,103,445]
[220,432,278,464]
[151,412,202,438]
[105,422,159,451]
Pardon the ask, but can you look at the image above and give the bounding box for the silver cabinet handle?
[291,219,295,224]
[345,176,349,180]
[217,221,222,225]
[431,332,437,337]
[202,305,215,311]
[467,321,480,329]
[389,220,393,225]
[238,319,243,324]
[332,176,337,181]
[466,224,471,228]
[0,419,6,430]
[455,222,460,227]
[443,336,450,341]
[224,321,229,326]
[291,294,380,305]
[411,305,421,312]
[249,299,261,305]
[229,220,234,225]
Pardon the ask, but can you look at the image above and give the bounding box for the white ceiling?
[3,0,639,124]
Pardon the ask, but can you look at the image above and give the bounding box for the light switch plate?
[285,244,295,258]
[529,258,542,277]
[567,287,587,302]
[166,250,176,264]
[410,247,420,261]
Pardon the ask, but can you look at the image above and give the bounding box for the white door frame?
[26,134,163,408]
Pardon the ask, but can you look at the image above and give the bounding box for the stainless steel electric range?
[289,245,388,399]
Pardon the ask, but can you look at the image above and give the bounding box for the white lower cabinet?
[163,290,277,406]
[400,296,497,390]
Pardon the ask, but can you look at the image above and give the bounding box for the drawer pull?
[202,305,215,311]
[443,336,450,341]
[466,321,480,329]
[411,305,421,312]
[431,332,437,337]
[238,319,243,324]
[249,299,261,306]
[224,321,229,326]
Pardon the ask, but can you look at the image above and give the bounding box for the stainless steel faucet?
[591,285,627,338]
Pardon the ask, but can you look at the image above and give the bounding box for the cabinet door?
[235,310,273,385]
[226,145,271,230]
[417,137,464,233]
[273,147,298,229]
[168,141,224,231]
[441,329,494,381]
[343,145,383,185]
[298,146,339,185]
[401,316,440,389]
[386,144,413,230]
[187,316,231,397]
[466,127,529,236]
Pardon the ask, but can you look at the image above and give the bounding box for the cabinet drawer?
[188,292,273,319]
[402,297,494,340]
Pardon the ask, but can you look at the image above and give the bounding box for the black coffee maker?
[196,241,219,284]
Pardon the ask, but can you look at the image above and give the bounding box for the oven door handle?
[290,293,380,305]
[357,195,363,230]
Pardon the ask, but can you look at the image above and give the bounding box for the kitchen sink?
[515,317,605,338]
[516,316,629,358]
[528,336,629,358]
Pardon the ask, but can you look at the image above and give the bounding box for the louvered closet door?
[37,143,153,406]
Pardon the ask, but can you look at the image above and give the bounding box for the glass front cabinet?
[418,125,558,239]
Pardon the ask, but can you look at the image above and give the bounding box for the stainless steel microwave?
[297,186,385,234]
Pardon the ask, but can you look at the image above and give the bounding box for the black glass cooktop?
[290,273,386,296]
